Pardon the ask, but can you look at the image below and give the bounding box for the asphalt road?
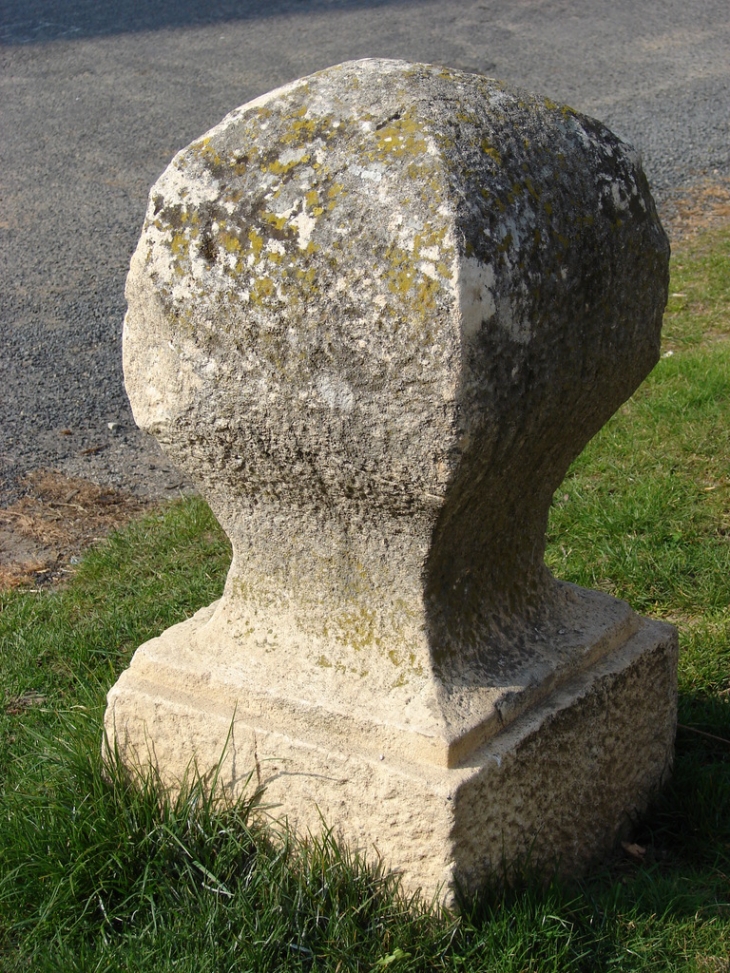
[2,0,729,504]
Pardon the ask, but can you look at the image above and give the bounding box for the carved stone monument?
[106,59,678,901]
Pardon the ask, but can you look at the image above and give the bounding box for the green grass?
[1,228,729,970]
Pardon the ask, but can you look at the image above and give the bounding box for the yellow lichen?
[219,230,242,253]
[190,135,224,171]
[261,212,288,232]
[248,228,264,257]
[436,261,451,278]
[269,153,311,175]
[169,231,188,257]
[294,266,317,284]
[335,605,381,653]
[279,111,323,146]
[251,276,275,302]
[371,112,428,161]
[481,141,502,165]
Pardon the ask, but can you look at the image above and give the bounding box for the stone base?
[105,607,677,903]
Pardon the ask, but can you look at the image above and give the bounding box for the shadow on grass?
[2,490,728,967]
[1,686,728,971]
[643,692,730,871]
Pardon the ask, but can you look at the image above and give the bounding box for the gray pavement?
[2,0,729,504]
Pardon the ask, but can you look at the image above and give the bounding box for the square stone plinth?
[105,599,677,903]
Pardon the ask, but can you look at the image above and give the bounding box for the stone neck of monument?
[107,59,678,901]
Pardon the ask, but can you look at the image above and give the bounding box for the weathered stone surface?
[108,607,677,897]
[107,58,677,900]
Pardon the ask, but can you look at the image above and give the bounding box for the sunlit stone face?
[109,60,676,902]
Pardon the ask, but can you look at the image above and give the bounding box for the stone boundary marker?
[106,59,678,903]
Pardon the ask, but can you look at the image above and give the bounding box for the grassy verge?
[1,228,729,971]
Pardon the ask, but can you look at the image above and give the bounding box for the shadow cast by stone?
[0,0,415,46]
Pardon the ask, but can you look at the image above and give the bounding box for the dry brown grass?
[661,176,730,243]
[0,471,149,589]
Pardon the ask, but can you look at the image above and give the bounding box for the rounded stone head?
[124,59,669,665]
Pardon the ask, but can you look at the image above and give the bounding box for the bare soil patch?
[0,471,149,590]
[660,176,730,243]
